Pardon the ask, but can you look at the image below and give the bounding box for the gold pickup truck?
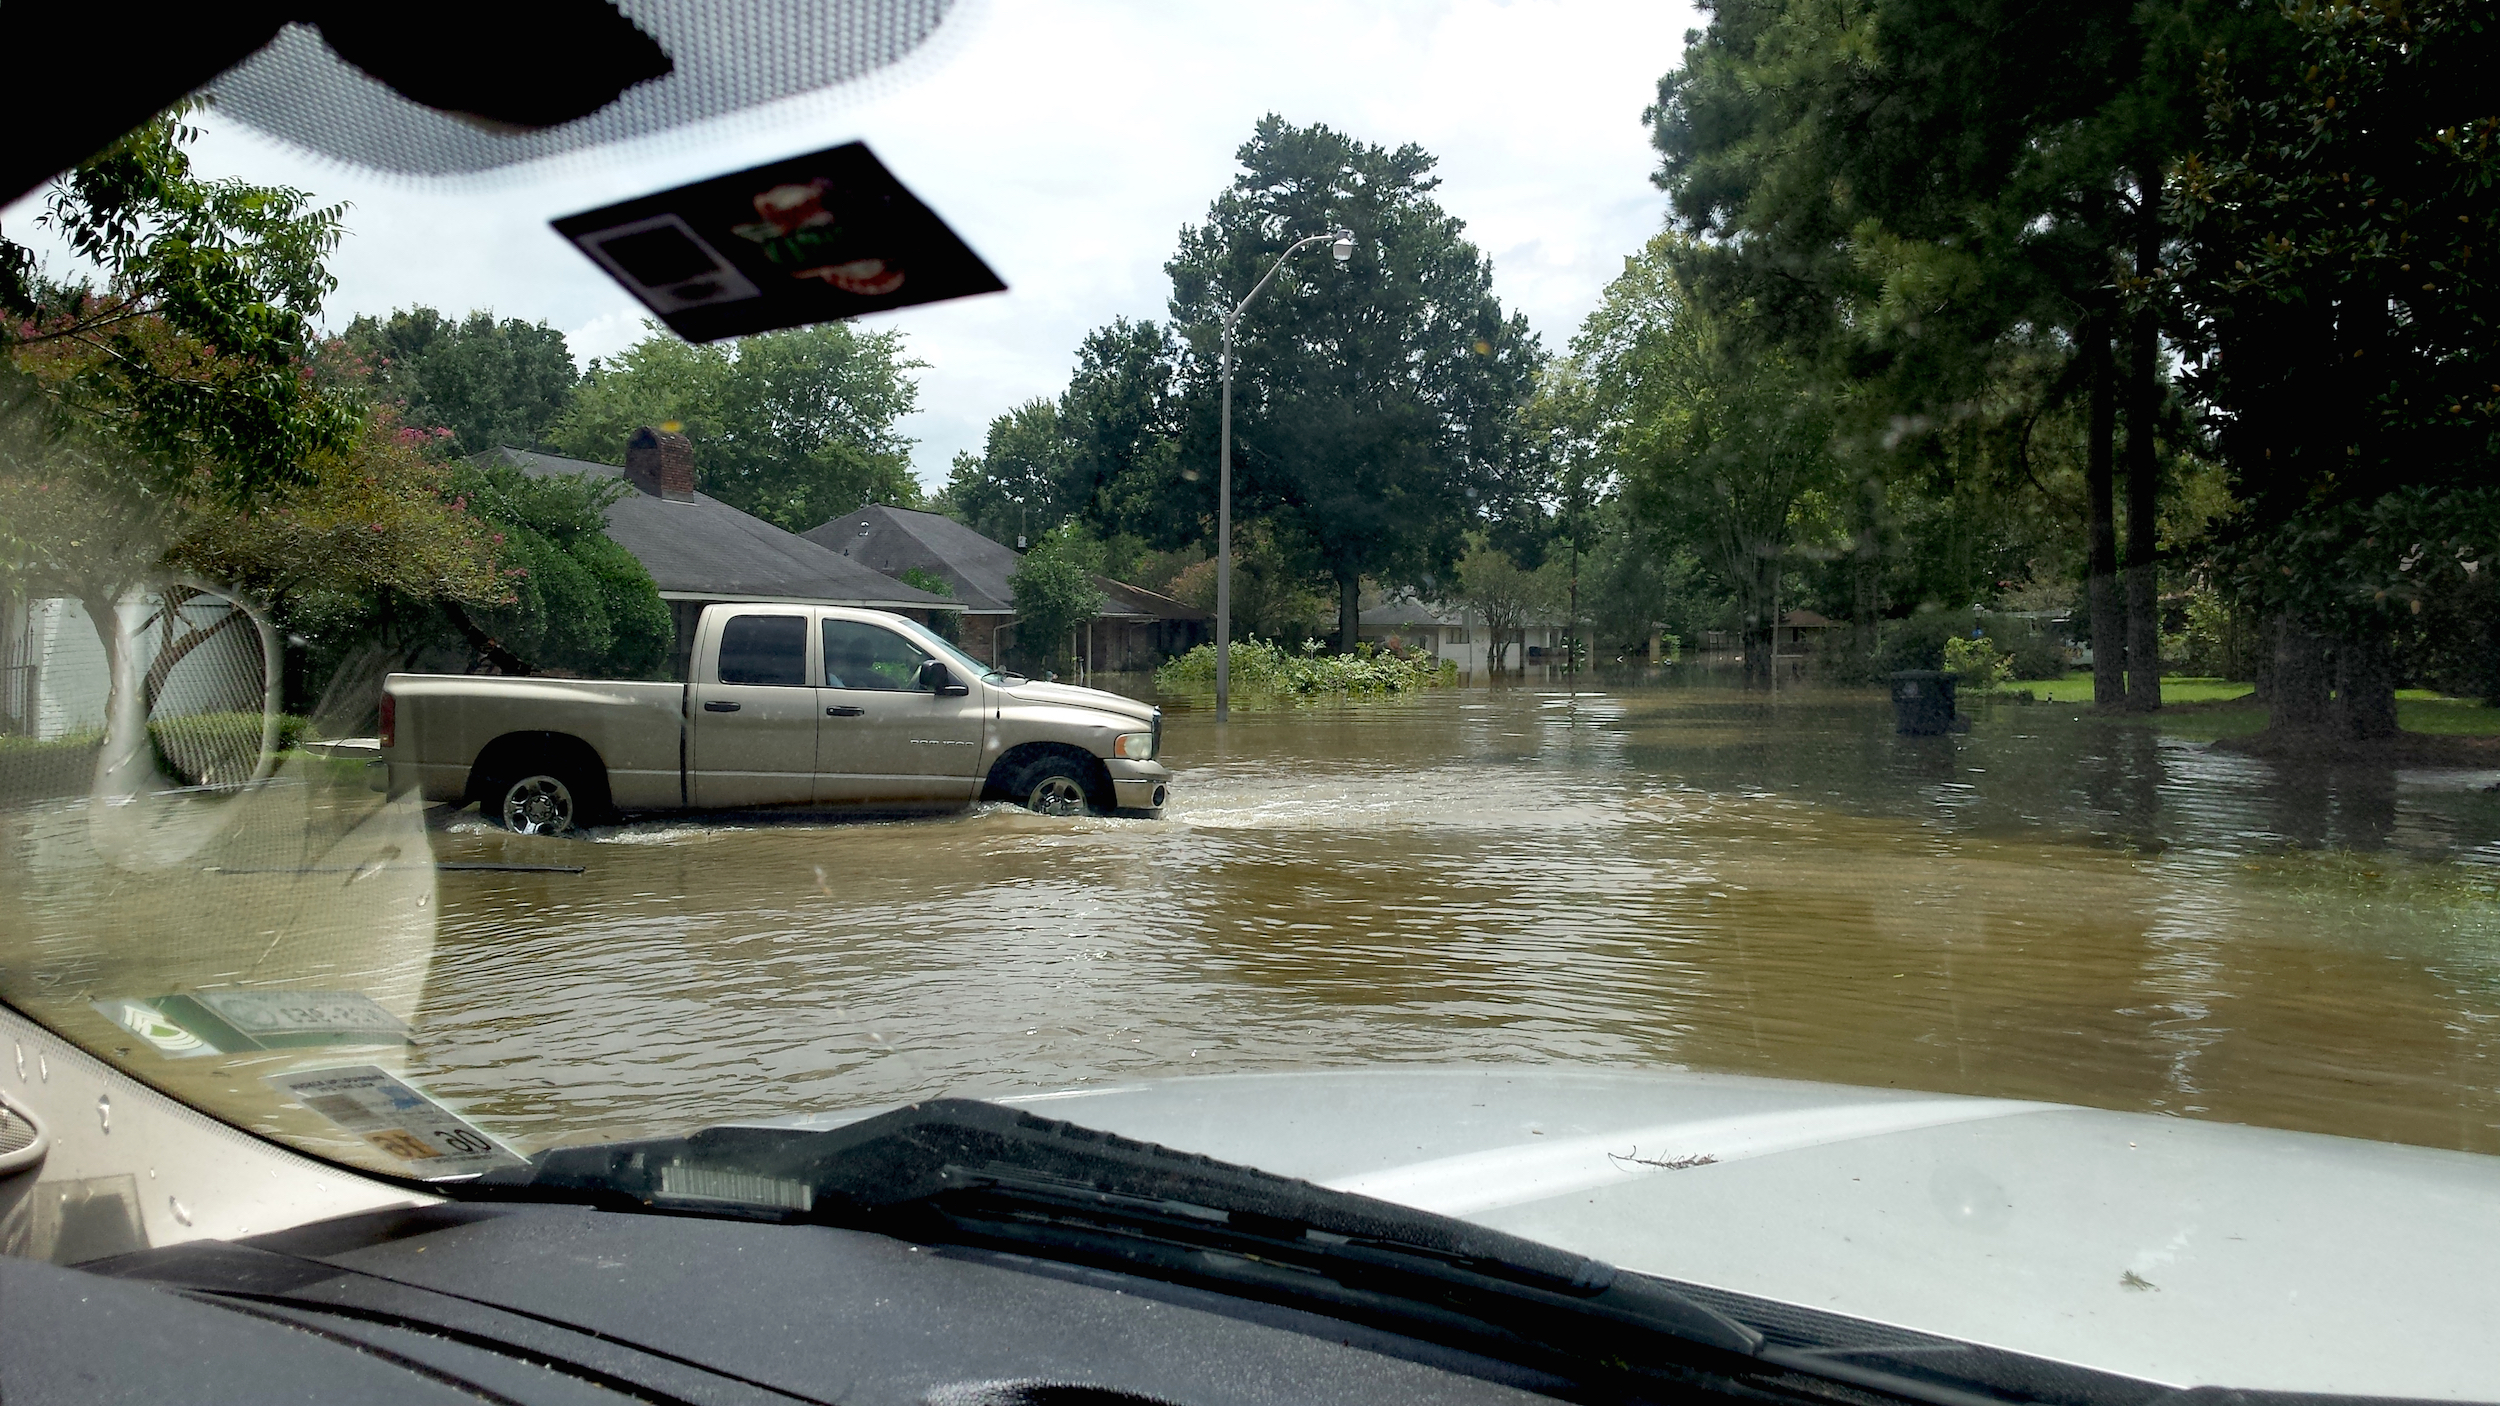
[378,604,1169,834]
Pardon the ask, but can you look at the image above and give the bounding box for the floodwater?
[8,680,2500,1160]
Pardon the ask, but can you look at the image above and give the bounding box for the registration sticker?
[267,1066,524,1179]
[97,990,412,1056]
[191,991,411,1046]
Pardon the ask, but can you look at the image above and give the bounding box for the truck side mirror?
[920,659,969,697]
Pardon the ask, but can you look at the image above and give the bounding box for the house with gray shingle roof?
[479,430,952,681]
[805,504,1205,672]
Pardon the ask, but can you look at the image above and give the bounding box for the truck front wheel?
[1014,755,1102,817]
[493,772,583,836]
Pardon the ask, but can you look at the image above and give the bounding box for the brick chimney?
[625,426,695,501]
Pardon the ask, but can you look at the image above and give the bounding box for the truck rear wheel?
[1015,755,1101,817]
[493,772,584,836]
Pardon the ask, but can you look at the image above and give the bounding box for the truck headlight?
[1113,732,1156,760]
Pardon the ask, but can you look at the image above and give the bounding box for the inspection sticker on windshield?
[93,998,215,1058]
[267,1066,524,1179]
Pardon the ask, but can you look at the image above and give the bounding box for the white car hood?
[998,679,1157,725]
[918,1067,2500,1400]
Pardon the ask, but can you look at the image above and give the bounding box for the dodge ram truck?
[378,604,1169,834]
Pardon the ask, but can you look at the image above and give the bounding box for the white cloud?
[3,0,1697,492]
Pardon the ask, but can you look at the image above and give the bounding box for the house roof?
[803,505,1205,623]
[1094,577,1206,623]
[483,448,954,611]
[1359,595,1572,629]
[1360,597,1466,628]
[802,504,1020,613]
[1781,610,1838,628]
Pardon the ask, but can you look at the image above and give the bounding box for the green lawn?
[1998,673,2254,705]
[1987,674,2500,739]
[2393,693,2500,735]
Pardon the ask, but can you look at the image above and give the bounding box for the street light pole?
[1215,227,1354,722]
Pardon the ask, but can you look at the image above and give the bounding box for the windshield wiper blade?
[476,1098,1763,1373]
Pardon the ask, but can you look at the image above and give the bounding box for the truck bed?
[385,674,688,810]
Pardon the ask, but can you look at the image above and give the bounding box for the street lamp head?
[1331,229,1355,264]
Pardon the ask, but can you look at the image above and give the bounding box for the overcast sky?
[3,0,1701,490]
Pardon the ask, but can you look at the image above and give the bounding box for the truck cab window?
[824,619,934,692]
[717,615,808,687]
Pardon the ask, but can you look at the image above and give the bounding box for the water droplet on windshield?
[96,1091,110,1132]
[168,1196,192,1226]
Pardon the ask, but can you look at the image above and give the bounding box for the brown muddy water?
[8,680,2500,1162]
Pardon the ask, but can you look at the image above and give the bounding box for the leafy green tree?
[943,399,1070,548]
[450,463,671,678]
[1455,541,1555,674]
[1165,520,1330,643]
[897,566,960,643]
[549,322,923,530]
[1061,318,1187,541]
[1581,503,1691,660]
[1006,527,1105,675]
[297,461,671,681]
[1166,116,1544,651]
[1648,0,2209,708]
[1520,361,1613,671]
[338,307,579,455]
[939,320,1189,551]
[2170,0,2500,736]
[1580,238,1839,683]
[0,112,508,774]
[3,108,355,508]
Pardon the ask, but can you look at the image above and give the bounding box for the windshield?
[2,2,2496,1398]
[893,615,1016,685]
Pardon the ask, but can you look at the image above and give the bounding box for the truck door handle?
[824,706,865,717]
[703,700,741,713]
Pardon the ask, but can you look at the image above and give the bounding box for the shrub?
[0,713,314,799]
[149,711,314,785]
[1941,635,2014,688]
[1155,639,1454,702]
[1880,610,2061,683]
[1878,610,1966,673]
[2001,623,2068,681]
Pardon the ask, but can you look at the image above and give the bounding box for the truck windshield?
[892,618,1018,686]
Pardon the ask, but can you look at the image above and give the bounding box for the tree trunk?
[2332,632,2398,740]
[2268,613,2332,737]
[1851,475,1881,667]
[1567,562,1580,678]
[83,589,154,800]
[1337,573,1360,656]
[2085,330,2125,709]
[2123,162,2163,713]
[1739,557,1776,687]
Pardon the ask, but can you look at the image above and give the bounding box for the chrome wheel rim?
[500,775,576,835]
[1026,775,1089,817]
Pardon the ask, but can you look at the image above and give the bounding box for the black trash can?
[1891,670,1959,735]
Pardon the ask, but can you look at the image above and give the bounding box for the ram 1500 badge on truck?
[379,604,1169,833]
